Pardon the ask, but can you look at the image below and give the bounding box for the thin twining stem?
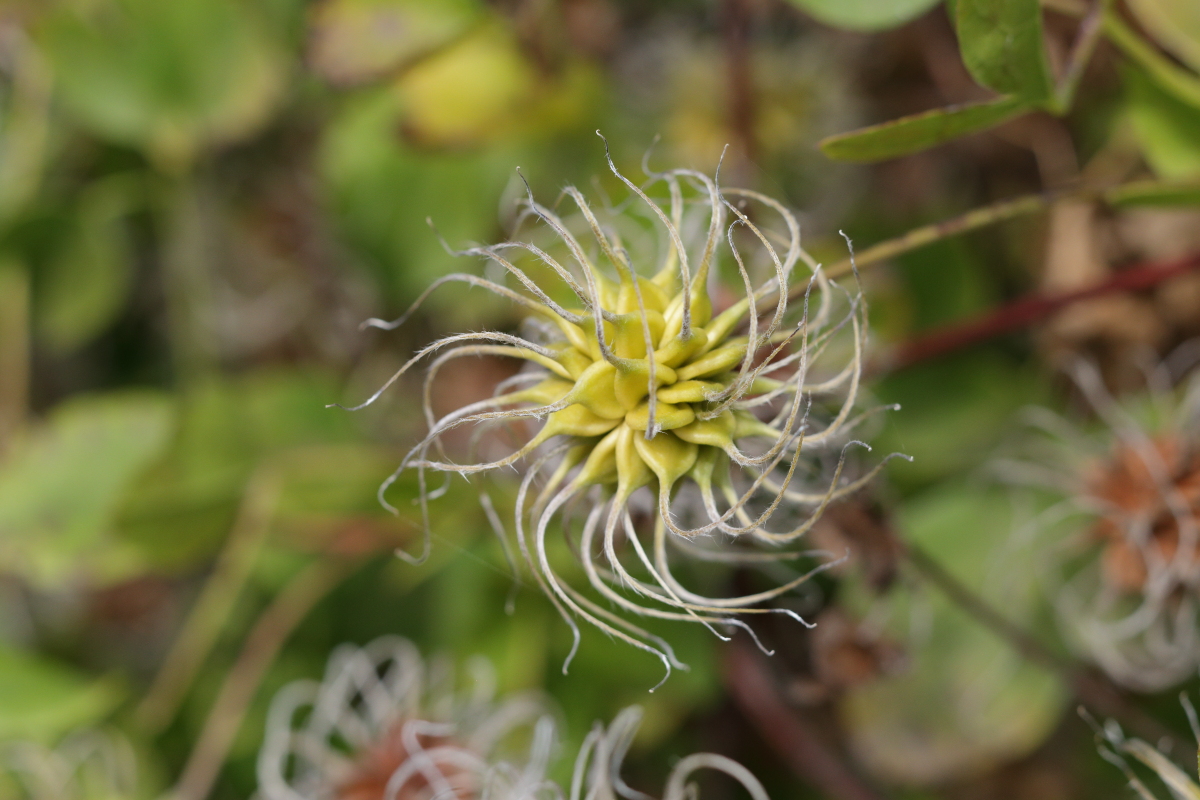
[803,177,1200,291]
[899,539,1180,745]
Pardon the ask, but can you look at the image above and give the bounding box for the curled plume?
[257,638,770,800]
[257,637,556,800]
[1082,693,1200,799]
[335,140,904,686]
[0,731,139,800]
[997,358,1200,692]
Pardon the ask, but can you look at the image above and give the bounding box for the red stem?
[723,642,891,800]
[891,252,1200,369]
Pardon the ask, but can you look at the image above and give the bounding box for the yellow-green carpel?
[338,143,906,687]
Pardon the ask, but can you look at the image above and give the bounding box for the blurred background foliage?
[0,0,1199,798]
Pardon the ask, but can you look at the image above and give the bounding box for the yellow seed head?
[340,141,904,685]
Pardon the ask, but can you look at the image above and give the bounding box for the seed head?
[1083,694,1200,799]
[257,638,770,800]
[0,731,138,800]
[337,139,903,684]
[258,637,555,800]
[999,361,1200,691]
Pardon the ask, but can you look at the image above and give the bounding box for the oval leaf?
[41,0,287,172]
[955,0,1054,102]
[840,483,1066,784]
[782,0,941,32]
[819,96,1027,162]
[307,0,483,86]
[0,392,174,588]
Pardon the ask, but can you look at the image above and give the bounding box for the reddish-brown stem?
[890,251,1200,369]
[723,642,892,800]
[721,0,756,172]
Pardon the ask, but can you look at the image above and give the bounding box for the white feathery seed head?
[997,359,1200,691]
[335,139,904,685]
[0,731,139,800]
[257,637,770,800]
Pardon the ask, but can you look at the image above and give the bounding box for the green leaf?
[872,353,1043,489]
[781,0,941,32]
[0,34,52,227]
[307,0,483,86]
[319,86,522,300]
[840,482,1066,784]
[0,644,122,742]
[114,372,364,569]
[40,0,286,172]
[954,0,1053,102]
[0,261,29,443]
[0,392,173,588]
[819,96,1027,162]
[1123,64,1200,179]
[35,175,140,353]
[1104,12,1200,109]
[1127,0,1200,73]
[1104,179,1200,207]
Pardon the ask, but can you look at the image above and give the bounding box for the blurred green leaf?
[0,644,122,742]
[270,443,421,555]
[1104,178,1200,206]
[40,0,286,172]
[115,371,365,569]
[1104,12,1200,110]
[0,34,52,228]
[35,176,140,353]
[1127,0,1200,73]
[393,21,538,147]
[1123,65,1200,180]
[320,87,518,300]
[873,353,1043,490]
[393,21,601,149]
[308,0,483,86]
[0,261,29,446]
[819,96,1027,162]
[0,392,173,588]
[841,482,1066,785]
[781,0,941,32]
[954,0,1053,103]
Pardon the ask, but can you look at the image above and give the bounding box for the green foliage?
[873,354,1043,490]
[0,392,173,588]
[40,0,286,172]
[819,96,1027,162]
[4,1,1200,798]
[1123,65,1200,180]
[779,0,940,32]
[115,372,369,570]
[35,176,140,354]
[307,0,485,85]
[1103,12,1200,110]
[819,0,1200,173]
[1127,0,1200,73]
[1104,178,1200,206]
[319,87,520,300]
[0,645,122,743]
[954,0,1053,103]
[842,481,1066,784]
